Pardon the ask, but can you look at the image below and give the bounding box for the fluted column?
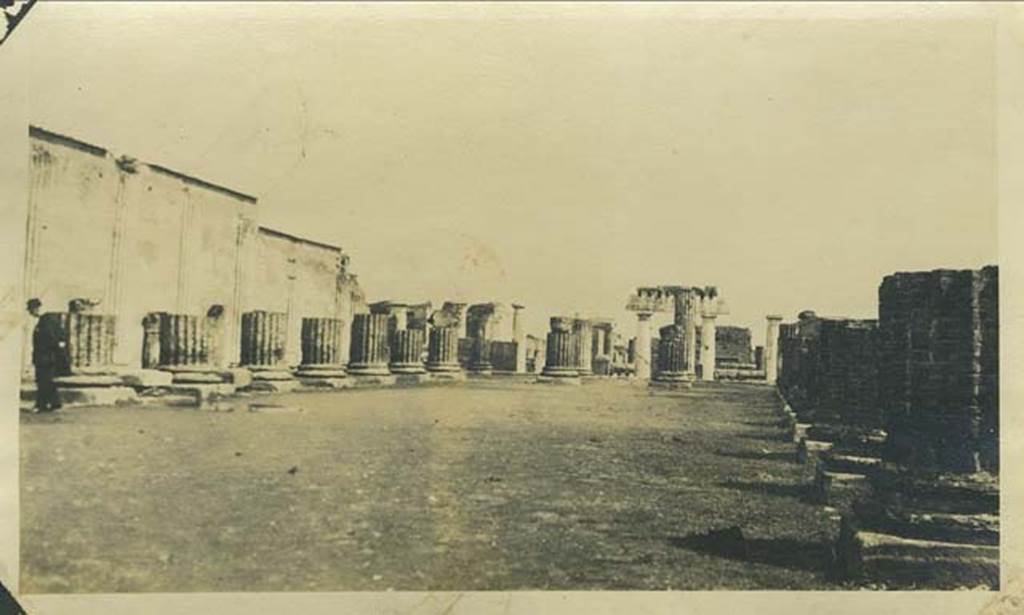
[295,317,347,378]
[572,318,593,376]
[542,317,579,378]
[348,313,391,375]
[58,312,117,373]
[654,324,690,383]
[634,313,653,380]
[765,315,783,384]
[390,328,426,374]
[700,314,717,382]
[427,327,462,372]
[156,313,211,367]
[240,310,288,367]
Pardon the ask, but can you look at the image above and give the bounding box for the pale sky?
[18,3,998,343]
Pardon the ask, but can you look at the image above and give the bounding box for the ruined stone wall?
[696,325,753,366]
[490,341,518,372]
[879,267,999,473]
[25,126,257,370]
[777,315,881,429]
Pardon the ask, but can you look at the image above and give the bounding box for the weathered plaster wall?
[25,126,364,372]
[251,228,354,366]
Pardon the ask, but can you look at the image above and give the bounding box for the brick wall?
[777,314,881,429]
[879,267,999,473]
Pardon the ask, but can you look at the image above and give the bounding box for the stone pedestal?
[540,317,580,382]
[240,310,296,391]
[295,317,349,387]
[347,313,391,377]
[765,315,783,384]
[390,328,426,374]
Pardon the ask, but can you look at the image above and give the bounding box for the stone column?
[58,312,118,374]
[572,318,593,376]
[700,313,717,382]
[765,315,783,384]
[240,311,286,367]
[674,289,700,379]
[466,303,498,374]
[541,317,579,379]
[347,313,391,376]
[512,303,526,373]
[295,317,347,380]
[654,324,690,384]
[635,312,653,380]
[427,326,462,373]
[157,313,210,367]
[390,329,426,374]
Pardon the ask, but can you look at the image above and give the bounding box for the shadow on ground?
[715,450,796,463]
[718,480,812,501]
[668,528,834,575]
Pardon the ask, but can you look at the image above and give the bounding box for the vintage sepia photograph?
[1,1,1021,612]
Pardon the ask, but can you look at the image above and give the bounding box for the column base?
[576,368,594,377]
[426,362,462,373]
[541,366,579,378]
[297,376,353,390]
[427,370,467,382]
[247,367,296,381]
[347,363,392,377]
[389,362,426,375]
[160,365,227,384]
[294,364,348,379]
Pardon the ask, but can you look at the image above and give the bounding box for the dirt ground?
[20,379,839,592]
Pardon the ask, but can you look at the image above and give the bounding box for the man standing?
[27,299,68,412]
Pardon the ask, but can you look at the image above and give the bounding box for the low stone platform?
[116,369,174,388]
[45,386,138,408]
[536,375,582,386]
[648,379,694,390]
[425,371,467,382]
[219,367,253,389]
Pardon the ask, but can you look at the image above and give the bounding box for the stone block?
[54,375,124,388]
[537,375,582,386]
[348,374,397,388]
[297,377,353,390]
[245,379,299,393]
[836,524,999,589]
[116,369,174,388]
[58,386,138,407]
[220,367,253,388]
[797,439,834,464]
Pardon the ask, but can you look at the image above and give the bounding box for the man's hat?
[26,298,42,310]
